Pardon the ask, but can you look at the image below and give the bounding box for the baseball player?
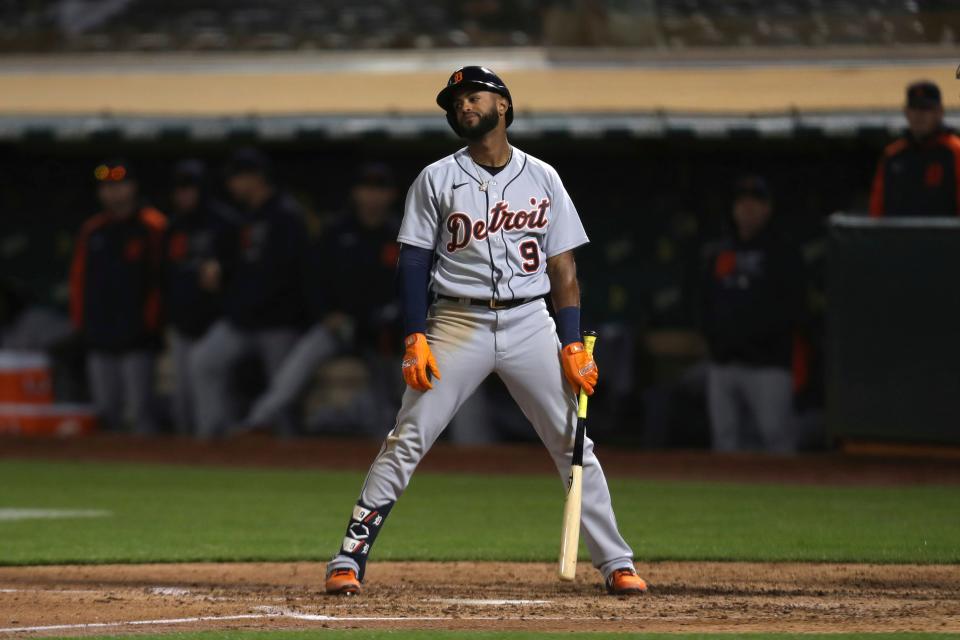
[70,159,167,433]
[190,148,308,439]
[701,175,805,453]
[870,80,960,217]
[324,66,647,597]
[162,159,237,435]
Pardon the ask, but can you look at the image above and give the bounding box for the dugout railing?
[827,213,960,446]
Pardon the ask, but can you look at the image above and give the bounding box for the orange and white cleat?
[605,567,648,595]
[325,568,361,596]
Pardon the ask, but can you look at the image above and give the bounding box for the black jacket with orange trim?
[69,206,167,352]
[870,127,960,217]
[312,211,401,349]
[222,192,308,330]
[700,227,805,369]
[162,201,237,338]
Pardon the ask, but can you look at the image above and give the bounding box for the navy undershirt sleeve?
[397,243,434,337]
[555,306,581,347]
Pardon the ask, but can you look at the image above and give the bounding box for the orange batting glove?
[561,342,598,396]
[401,333,441,392]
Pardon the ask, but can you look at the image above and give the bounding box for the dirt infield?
[1,561,958,636]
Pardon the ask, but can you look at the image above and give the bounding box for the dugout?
[827,215,960,446]
[4,51,959,444]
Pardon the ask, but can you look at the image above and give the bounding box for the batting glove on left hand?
[402,332,441,392]
[561,341,598,396]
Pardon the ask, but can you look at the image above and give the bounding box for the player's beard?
[459,108,500,141]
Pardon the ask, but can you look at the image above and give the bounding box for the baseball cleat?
[325,568,361,595]
[605,567,648,595]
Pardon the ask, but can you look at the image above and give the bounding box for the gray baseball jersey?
[398,147,588,300]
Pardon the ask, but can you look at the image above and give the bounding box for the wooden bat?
[558,330,597,581]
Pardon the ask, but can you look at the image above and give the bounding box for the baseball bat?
[558,330,597,582]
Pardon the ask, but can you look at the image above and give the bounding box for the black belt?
[436,294,540,310]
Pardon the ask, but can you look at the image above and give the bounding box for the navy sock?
[338,500,394,581]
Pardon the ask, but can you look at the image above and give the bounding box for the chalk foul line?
[0,606,670,633]
[0,614,266,634]
[0,509,111,522]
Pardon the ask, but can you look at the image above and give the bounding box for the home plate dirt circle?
[0,561,958,636]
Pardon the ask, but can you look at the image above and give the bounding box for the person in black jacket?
[870,80,960,217]
[190,149,308,438]
[162,159,237,435]
[69,160,167,432]
[700,175,805,453]
[241,162,402,435]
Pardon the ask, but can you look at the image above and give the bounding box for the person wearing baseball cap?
[241,161,403,436]
[162,159,238,435]
[189,148,309,439]
[700,174,806,453]
[870,80,960,217]
[69,159,167,433]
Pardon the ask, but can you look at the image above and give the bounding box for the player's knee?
[380,422,431,466]
[189,347,226,380]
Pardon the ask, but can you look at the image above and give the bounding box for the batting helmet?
[436,66,513,136]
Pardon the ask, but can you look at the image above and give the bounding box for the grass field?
[2,459,958,565]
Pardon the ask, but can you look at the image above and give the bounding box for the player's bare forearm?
[546,250,580,310]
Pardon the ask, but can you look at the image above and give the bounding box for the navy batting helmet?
[436,66,513,135]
